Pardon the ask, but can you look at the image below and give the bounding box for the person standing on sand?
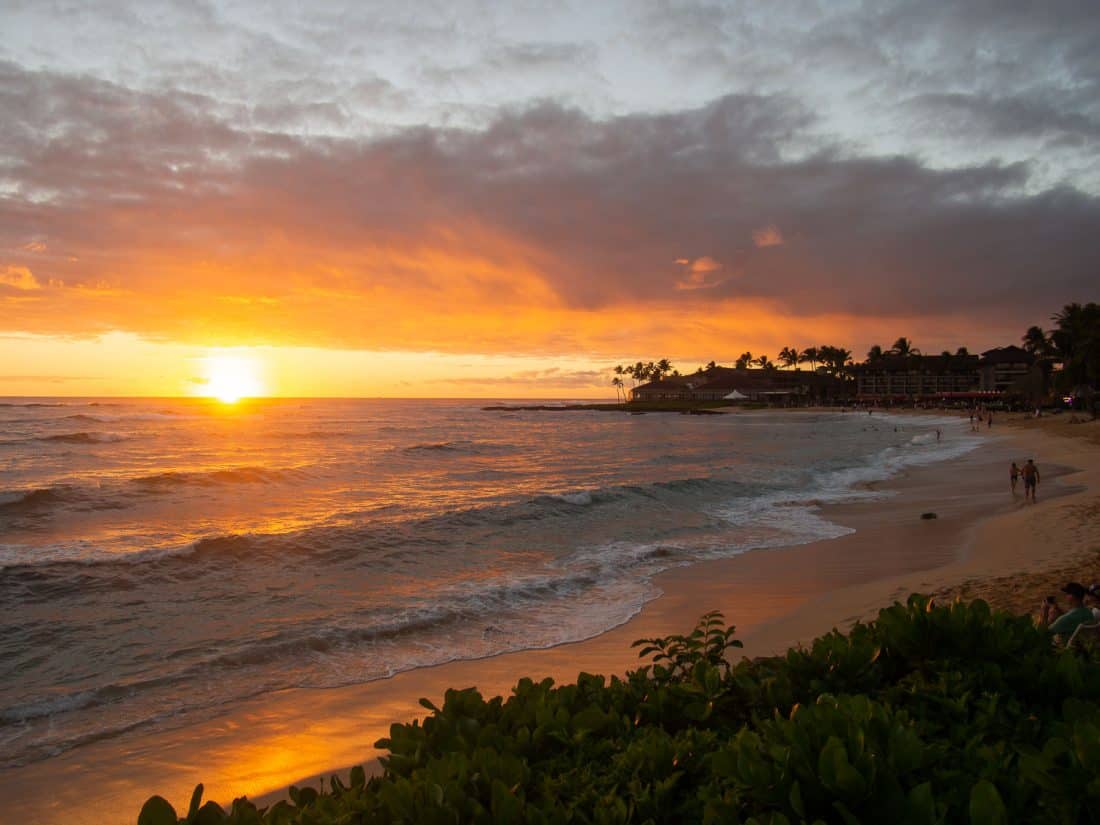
[988,413,993,429]
[1021,458,1040,502]
[1010,462,1020,493]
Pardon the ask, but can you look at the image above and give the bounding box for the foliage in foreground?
[139,598,1100,825]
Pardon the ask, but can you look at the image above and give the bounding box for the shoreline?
[3,413,1096,823]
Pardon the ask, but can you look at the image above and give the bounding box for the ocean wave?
[400,440,518,456]
[133,466,300,488]
[0,464,299,525]
[0,486,77,515]
[40,431,130,444]
[0,569,605,730]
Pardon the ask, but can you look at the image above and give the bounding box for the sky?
[1,0,1098,397]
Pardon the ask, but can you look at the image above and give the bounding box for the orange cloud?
[674,256,724,290]
[1,65,1096,398]
[0,265,41,290]
[753,225,783,247]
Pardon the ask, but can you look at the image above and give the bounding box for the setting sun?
[197,352,265,402]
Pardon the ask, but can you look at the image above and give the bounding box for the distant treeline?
[612,302,1100,407]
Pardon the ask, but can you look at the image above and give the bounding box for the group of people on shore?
[969,410,993,431]
[1039,582,1100,642]
[1009,459,1041,502]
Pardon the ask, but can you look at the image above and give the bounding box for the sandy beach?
[5,411,1099,824]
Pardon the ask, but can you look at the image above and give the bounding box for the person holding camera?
[1039,582,1094,638]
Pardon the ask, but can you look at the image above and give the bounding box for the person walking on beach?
[1021,458,1040,502]
[987,412,993,429]
[1010,462,1020,494]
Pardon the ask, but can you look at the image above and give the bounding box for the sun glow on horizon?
[196,352,266,403]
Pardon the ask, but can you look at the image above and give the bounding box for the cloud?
[1,60,1098,359]
[675,256,724,290]
[752,226,783,248]
[0,265,40,290]
[437,367,607,388]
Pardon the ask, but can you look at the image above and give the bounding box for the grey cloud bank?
[0,0,1097,347]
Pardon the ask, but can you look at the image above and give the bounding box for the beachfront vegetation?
[1023,302,1100,411]
[139,596,1100,824]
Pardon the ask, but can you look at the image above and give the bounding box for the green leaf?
[138,795,178,825]
[491,778,523,823]
[349,764,366,788]
[968,780,1007,825]
[191,801,226,825]
[906,782,936,825]
[186,784,203,820]
[292,786,318,808]
[789,780,805,818]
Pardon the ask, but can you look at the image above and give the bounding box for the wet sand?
[3,415,1095,824]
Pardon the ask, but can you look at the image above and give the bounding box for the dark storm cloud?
[2,55,1097,346]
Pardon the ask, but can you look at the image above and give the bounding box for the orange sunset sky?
[2,2,1098,398]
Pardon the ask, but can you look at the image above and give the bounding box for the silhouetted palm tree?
[866,344,884,362]
[778,347,799,370]
[735,352,753,370]
[798,347,819,372]
[890,337,920,357]
[1049,303,1100,412]
[611,376,625,403]
[1022,325,1050,357]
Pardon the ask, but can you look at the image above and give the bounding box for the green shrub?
[138,596,1100,824]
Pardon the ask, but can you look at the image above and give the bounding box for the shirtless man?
[1021,458,1040,502]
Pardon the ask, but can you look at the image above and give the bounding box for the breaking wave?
[41,432,130,444]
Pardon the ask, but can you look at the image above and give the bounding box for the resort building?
[631,366,844,403]
[978,346,1037,393]
[850,354,980,400]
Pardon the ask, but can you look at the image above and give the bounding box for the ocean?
[0,398,979,769]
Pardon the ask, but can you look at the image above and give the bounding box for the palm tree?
[817,346,852,376]
[735,352,753,370]
[1049,303,1100,413]
[890,337,920,357]
[754,354,771,370]
[705,360,717,371]
[778,347,800,370]
[955,347,969,357]
[798,347,819,372]
[611,376,625,403]
[866,344,884,362]
[1022,326,1050,357]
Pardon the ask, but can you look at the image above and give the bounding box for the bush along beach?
[139,598,1100,824]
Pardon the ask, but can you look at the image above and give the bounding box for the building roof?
[849,354,979,374]
[979,346,1035,366]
